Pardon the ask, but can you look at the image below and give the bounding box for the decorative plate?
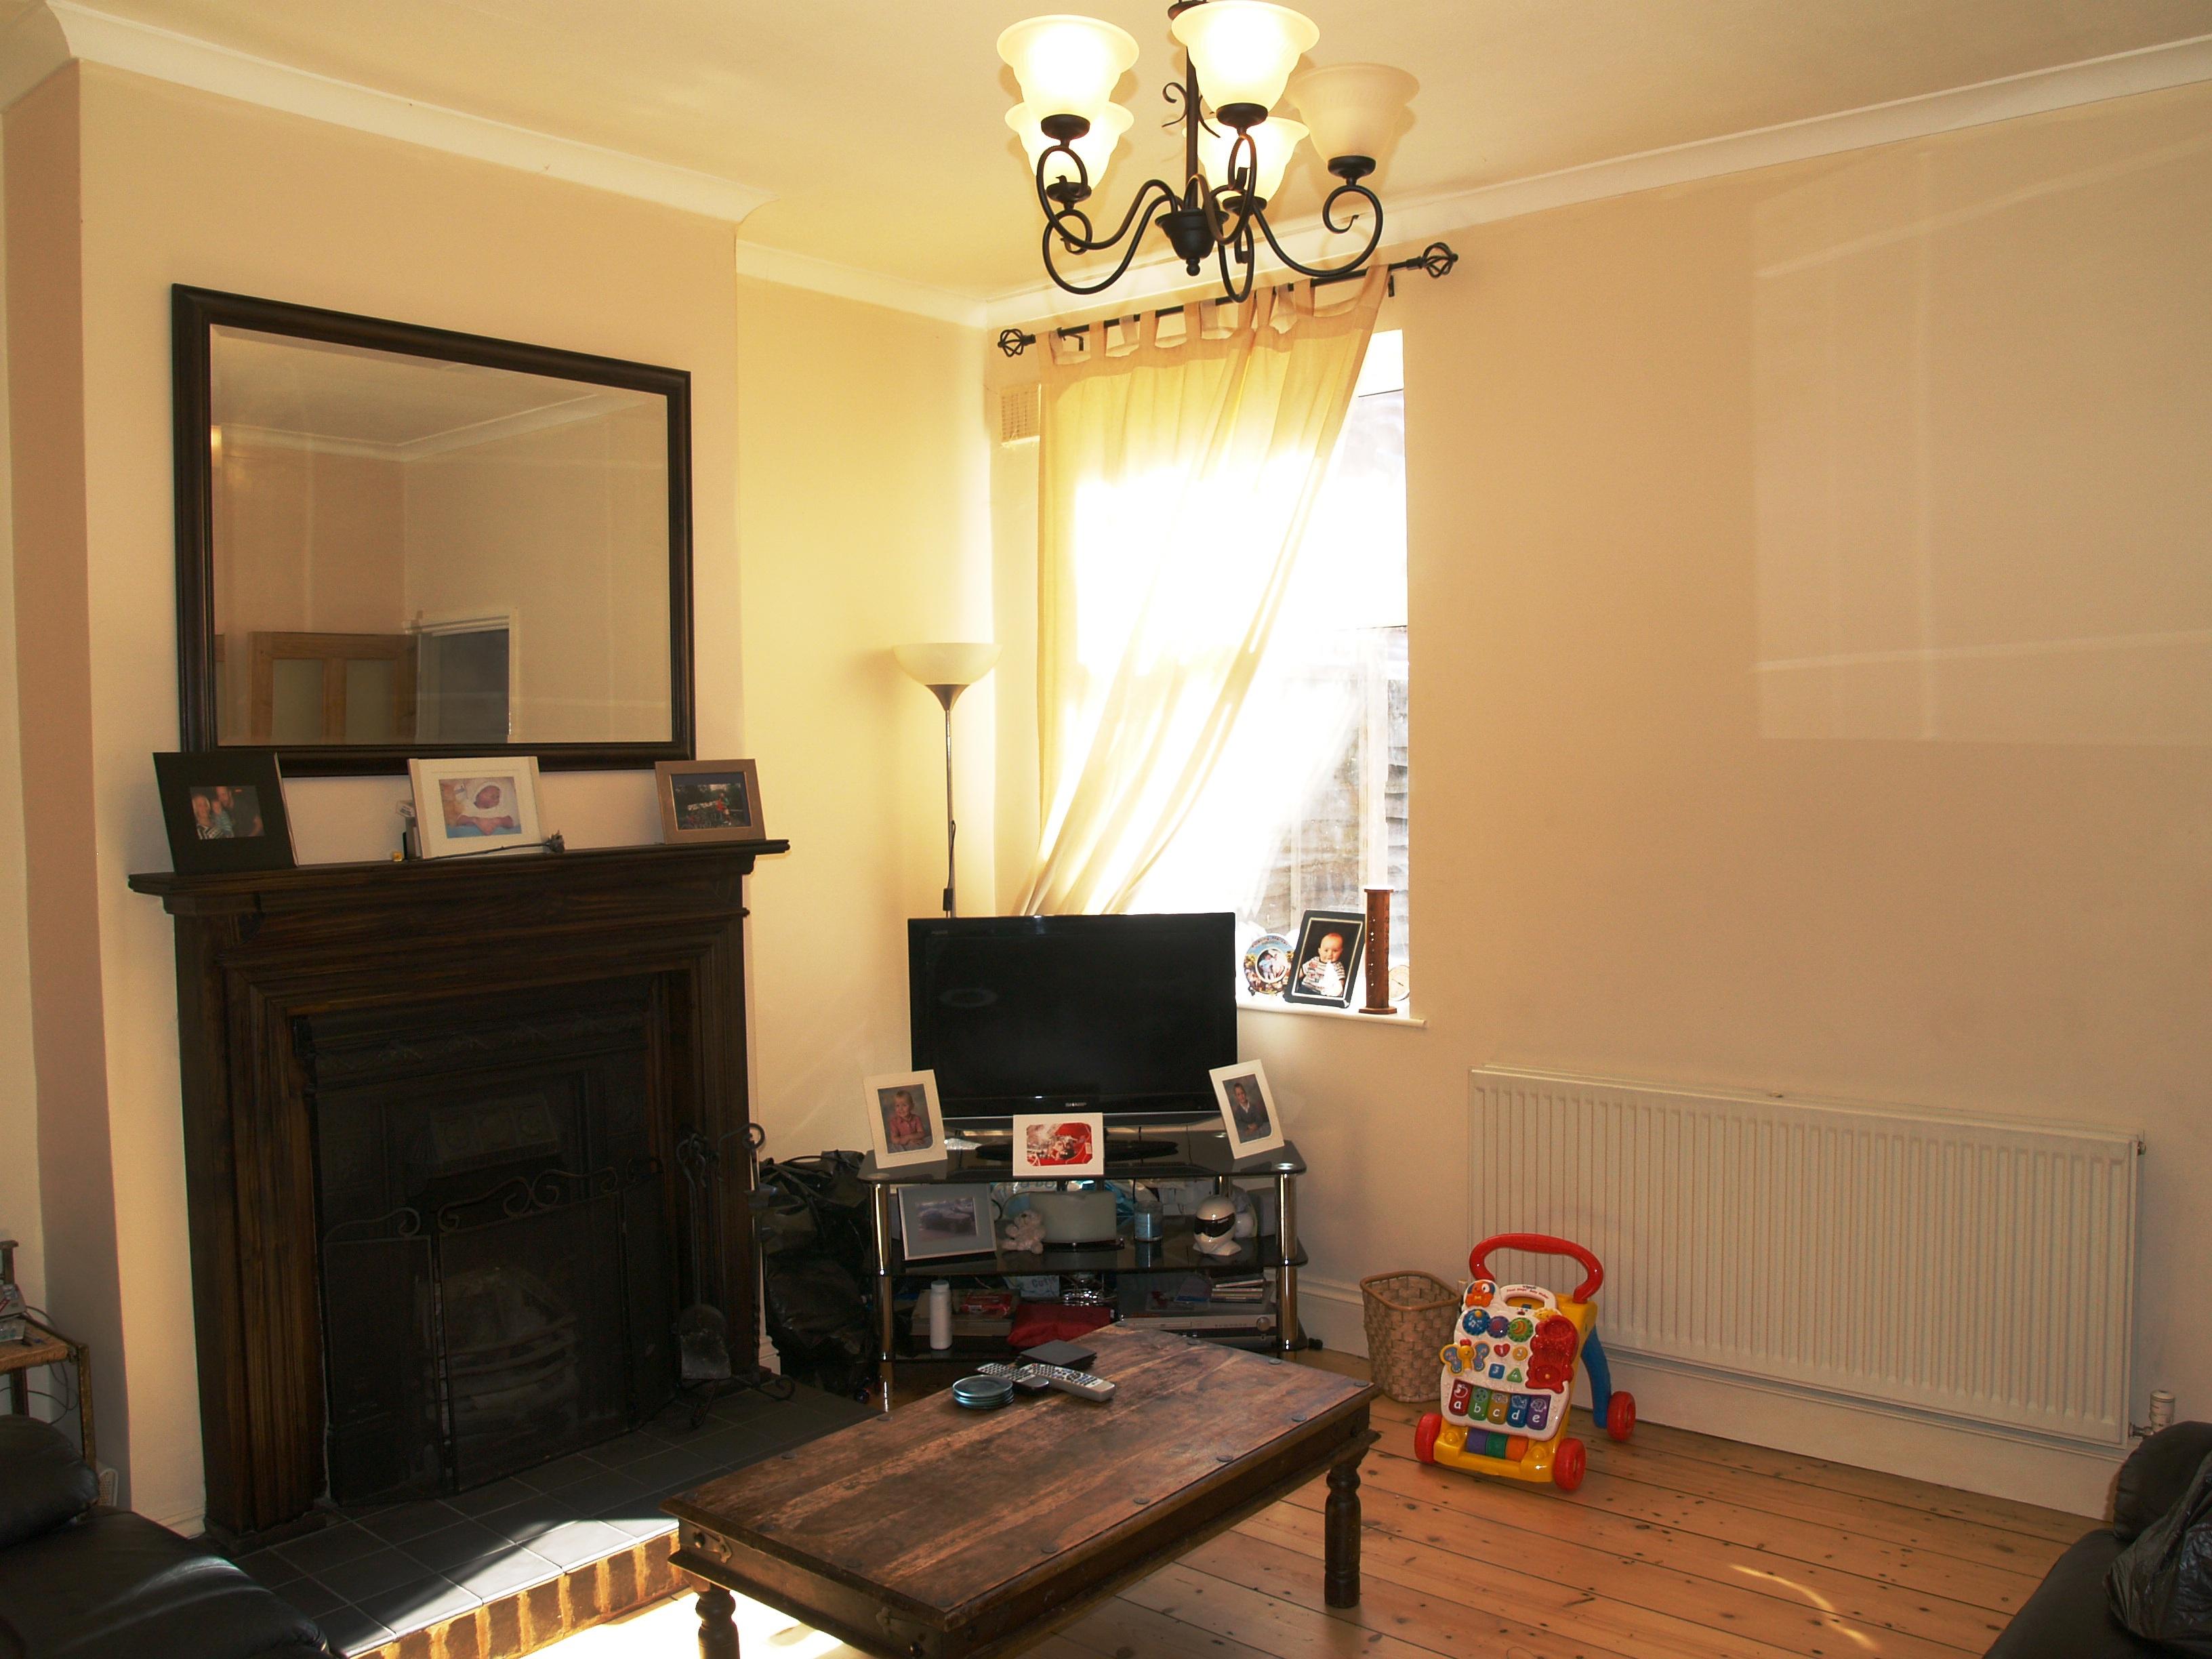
[1243,933,1293,998]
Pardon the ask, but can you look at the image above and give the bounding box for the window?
[1130,331,1410,1005]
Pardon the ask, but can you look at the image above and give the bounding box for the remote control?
[977,1361,1115,1401]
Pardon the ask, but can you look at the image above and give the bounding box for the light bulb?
[1286,62,1418,173]
[996,15,1139,123]
[1197,115,1307,203]
[1008,101,1134,192]
[1169,1,1318,121]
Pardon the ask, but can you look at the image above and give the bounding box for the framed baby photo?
[1282,909,1366,1008]
[1010,1112,1105,1179]
[897,1184,996,1263]
[655,758,765,844]
[1210,1060,1285,1158]
[863,1069,947,1170]
[408,757,546,858]
[152,751,298,875]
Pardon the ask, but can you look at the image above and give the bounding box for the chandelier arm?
[1033,139,1092,229]
[1248,182,1387,281]
[1044,173,1180,260]
[1214,220,1256,306]
[1040,186,1182,297]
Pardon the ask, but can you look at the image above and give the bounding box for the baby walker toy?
[1414,1232,1634,1493]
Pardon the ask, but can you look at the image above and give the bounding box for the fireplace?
[302,984,676,1504]
[129,842,780,1542]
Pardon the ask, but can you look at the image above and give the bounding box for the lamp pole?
[926,682,964,917]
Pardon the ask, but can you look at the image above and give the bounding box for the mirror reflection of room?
[206,325,673,747]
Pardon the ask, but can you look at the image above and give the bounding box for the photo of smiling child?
[1282,910,1366,1008]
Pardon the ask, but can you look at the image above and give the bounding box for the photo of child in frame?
[188,784,266,840]
[438,776,524,838]
[1282,911,1366,1008]
[1222,1073,1271,1140]
[879,1085,934,1155]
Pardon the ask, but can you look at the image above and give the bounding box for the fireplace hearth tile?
[357,1497,469,1544]
[232,1379,869,1656]
[270,1521,382,1576]
[353,1572,481,1634]
[316,1542,438,1603]
[396,1517,508,1575]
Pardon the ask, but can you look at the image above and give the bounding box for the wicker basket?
[1359,1270,1458,1404]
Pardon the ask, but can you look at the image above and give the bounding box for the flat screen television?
[907,913,1237,1124]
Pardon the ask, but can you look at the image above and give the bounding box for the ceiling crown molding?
[14,1,776,224]
[733,240,987,330]
[983,29,2212,329]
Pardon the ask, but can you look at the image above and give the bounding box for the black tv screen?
[908,914,1237,1122]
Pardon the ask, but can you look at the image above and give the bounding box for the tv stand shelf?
[858,1130,1306,1411]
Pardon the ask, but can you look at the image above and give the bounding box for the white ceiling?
[14,1,2212,306]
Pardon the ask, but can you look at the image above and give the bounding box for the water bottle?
[927,1279,953,1351]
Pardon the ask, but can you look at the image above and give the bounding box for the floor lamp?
[894,642,1001,916]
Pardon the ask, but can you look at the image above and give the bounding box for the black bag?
[2109,1448,2212,1654]
[752,1151,878,1399]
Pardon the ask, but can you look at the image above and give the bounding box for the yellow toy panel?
[1413,1233,1633,1494]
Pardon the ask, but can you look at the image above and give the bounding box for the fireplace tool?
[675,1130,733,1385]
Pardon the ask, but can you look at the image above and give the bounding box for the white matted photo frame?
[1010,1112,1105,1179]
[655,758,765,844]
[1281,909,1366,1008]
[407,756,546,859]
[897,1184,996,1262]
[1210,1060,1285,1158]
[863,1069,947,1169]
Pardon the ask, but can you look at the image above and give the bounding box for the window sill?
[1237,999,1426,1029]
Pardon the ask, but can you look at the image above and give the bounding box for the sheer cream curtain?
[1017,269,1387,915]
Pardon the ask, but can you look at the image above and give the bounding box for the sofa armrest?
[2113,1421,2212,1541]
[0,1416,99,1550]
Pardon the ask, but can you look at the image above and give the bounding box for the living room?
[1,3,2207,1657]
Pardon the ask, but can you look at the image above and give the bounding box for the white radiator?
[1469,1067,2141,1448]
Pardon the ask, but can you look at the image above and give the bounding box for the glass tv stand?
[855,1128,1307,1411]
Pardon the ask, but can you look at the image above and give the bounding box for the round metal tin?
[950,1374,1015,1411]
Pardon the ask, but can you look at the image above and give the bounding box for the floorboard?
[544,1355,2076,1658]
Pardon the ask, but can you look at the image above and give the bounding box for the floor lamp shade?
[896,642,1000,916]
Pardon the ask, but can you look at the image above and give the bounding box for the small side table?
[1,1321,96,1469]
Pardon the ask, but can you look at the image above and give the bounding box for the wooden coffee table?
[666,1327,1375,1658]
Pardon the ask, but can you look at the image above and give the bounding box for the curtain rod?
[995,241,1458,359]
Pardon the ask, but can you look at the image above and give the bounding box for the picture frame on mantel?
[655,758,766,844]
[153,751,298,875]
[408,756,548,858]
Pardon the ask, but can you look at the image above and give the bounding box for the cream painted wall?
[994,83,2211,1513]
[0,122,47,1325]
[733,274,994,1162]
[5,60,986,1531]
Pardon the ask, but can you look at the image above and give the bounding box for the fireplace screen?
[305,989,676,1504]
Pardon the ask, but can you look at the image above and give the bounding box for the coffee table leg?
[1324,1445,1367,1608]
[696,1585,740,1658]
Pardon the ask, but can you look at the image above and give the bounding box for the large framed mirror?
[173,287,694,774]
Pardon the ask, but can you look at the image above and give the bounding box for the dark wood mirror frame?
[172,285,696,775]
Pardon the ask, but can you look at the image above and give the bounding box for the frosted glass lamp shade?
[1170,1,1318,117]
[895,643,1002,692]
[1010,101,1133,190]
[1197,115,1307,203]
[1286,62,1417,168]
[996,15,1139,122]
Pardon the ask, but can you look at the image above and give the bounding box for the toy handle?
[1469,1233,1603,1302]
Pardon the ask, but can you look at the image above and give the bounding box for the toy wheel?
[1552,1437,1586,1492]
[1414,1412,1443,1465]
[1607,1391,1637,1442]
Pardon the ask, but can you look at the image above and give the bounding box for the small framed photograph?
[655,758,765,844]
[408,758,546,858]
[897,1184,996,1262]
[1211,1061,1285,1158]
[864,1070,947,1170]
[1282,909,1366,1008]
[153,752,297,875]
[1010,1113,1105,1179]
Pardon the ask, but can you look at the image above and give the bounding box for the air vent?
[999,383,1040,446]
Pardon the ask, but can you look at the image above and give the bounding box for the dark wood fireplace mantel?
[130,841,786,1540]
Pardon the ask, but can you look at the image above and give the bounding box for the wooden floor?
[558,1353,2086,1659]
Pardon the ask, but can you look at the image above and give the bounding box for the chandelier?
[998,2,1418,301]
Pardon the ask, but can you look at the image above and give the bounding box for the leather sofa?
[1986,1420,2212,1658]
[0,1416,329,1659]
